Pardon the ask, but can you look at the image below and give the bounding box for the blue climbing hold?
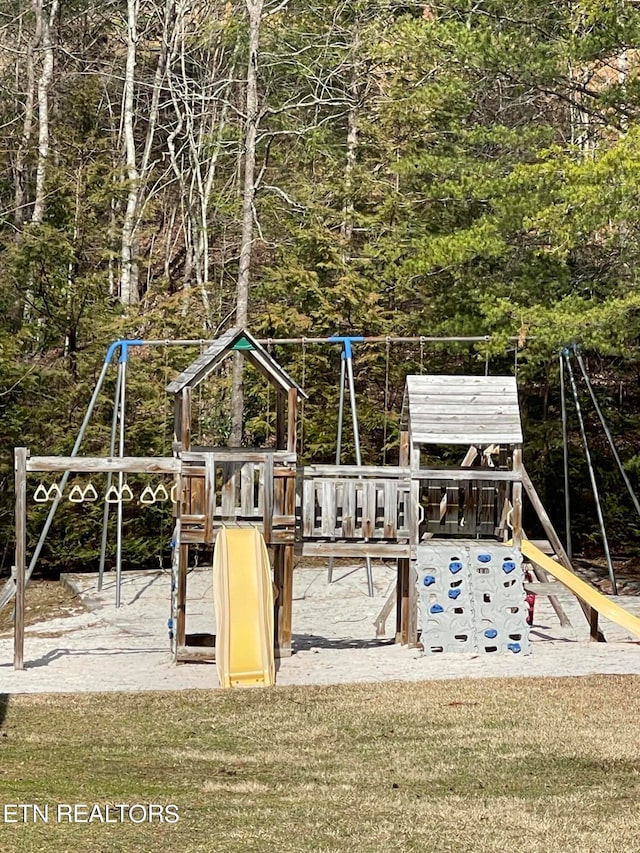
[423,575,436,587]
[449,561,463,574]
[448,588,461,600]
[502,560,516,573]
[477,553,492,563]
[430,603,444,614]
[508,643,522,654]
[484,628,498,639]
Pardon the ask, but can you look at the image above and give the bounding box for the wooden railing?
[298,465,412,543]
[178,454,519,548]
[179,450,296,544]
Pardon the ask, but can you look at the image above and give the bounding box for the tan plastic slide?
[213,527,275,688]
[521,539,640,640]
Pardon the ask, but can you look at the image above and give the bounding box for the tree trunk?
[31,0,58,227]
[230,0,263,446]
[119,0,140,305]
[14,11,38,232]
[340,14,361,253]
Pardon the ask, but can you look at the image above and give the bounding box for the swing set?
[559,345,640,596]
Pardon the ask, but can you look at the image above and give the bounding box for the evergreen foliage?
[1,0,640,571]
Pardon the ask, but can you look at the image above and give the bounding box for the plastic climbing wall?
[416,540,530,656]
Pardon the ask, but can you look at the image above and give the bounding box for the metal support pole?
[98,359,124,591]
[14,448,27,670]
[0,346,119,612]
[564,351,617,594]
[345,350,362,466]
[328,354,347,585]
[336,354,346,465]
[575,349,640,520]
[344,343,374,598]
[559,353,573,559]
[115,346,128,608]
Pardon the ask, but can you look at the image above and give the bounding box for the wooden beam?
[183,449,297,464]
[522,466,604,641]
[300,464,520,482]
[529,564,572,628]
[399,430,409,467]
[176,646,216,663]
[27,456,180,474]
[14,447,27,671]
[461,445,478,466]
[524,581,571,596]
[374,584,396,638]
[302,541,410,559]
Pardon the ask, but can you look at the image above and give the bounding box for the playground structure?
[7,328,640,683]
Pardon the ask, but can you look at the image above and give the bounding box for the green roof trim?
[231,335,255,351]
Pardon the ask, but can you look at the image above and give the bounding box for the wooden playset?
[8,327,640,681]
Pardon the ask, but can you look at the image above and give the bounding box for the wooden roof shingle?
[165,328,307,397]
[403,375,523,445]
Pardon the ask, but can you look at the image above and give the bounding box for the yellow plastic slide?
[213,527,275,688]
[521,539,640,641]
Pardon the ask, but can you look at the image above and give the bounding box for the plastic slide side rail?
[213,527,275,688]
[521,539,640,641]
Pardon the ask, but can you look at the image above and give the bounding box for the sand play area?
[1,559,639,693]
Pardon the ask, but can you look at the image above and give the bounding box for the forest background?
[2,0,640,573]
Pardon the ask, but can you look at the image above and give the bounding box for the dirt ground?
[0,580,81,634]
[1,557,639,693]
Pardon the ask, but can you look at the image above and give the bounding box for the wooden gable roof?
[165,328,307,397]
[402,374,523,446]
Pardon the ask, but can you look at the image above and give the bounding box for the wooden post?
[275,391,286,450]
[398,440,420,646]
[181,387,192,452]
[273,462,296,657]
[14,447,27,671]
[396,430,410,643]
[274,545,294,658]
[511,447,523,549]
[173,394,183,446]
[396,558,409,644]
[407,475,419,647]
[287,388,297,454]
[399,430,409,468]
[176,543,189,650]
[263,452,273,545]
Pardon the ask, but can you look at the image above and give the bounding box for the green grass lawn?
[1,676,639,852]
